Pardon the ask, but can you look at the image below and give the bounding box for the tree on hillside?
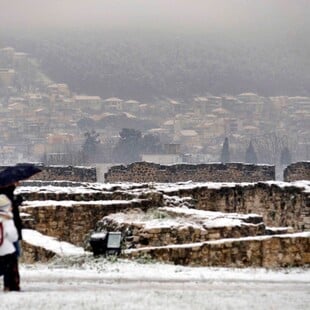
[220,137,230,164]
[113,128,142,163]
[113,129,164,163]
[77,117,95,130]
[82,130,100,163]
[245,140,258,164]
[141,134,163,154]
[251,133,294,165]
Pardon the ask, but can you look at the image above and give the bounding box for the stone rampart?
[0,165,96,182]
[284,162,310,182]
[104,162,275,183]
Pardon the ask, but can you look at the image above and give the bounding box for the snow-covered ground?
[1,257,309,310]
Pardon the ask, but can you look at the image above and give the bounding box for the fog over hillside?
[0,0,309,99]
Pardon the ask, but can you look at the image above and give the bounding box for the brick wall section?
[163,183,310,231]
[19,189,139,202]
[104,162,275,183]
[0,165,97,182]
[125,233,310,268]
[98,215,267,248]
[284,162,310,182]
[20,199,156,246]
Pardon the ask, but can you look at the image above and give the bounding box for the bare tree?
[251,133,294,165]
[280,146,292,166]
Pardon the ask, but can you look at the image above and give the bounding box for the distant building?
[0,69,15,87]
[124,99,140,113]
[13,52,28,70]
[141,143,182,165]
[163,143,180,154]
[0,47,15,66]
[74,95,102,110]
[48,83,71,97]
[141,154,183,165]
[237,92,260,102]
[103,97,123,111]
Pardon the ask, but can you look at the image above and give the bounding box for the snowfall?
[0,180,308,309]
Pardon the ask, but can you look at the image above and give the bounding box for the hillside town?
[0,47,309,167]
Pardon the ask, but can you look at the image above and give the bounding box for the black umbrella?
[0,163,42,188]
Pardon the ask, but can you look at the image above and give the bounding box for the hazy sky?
[1,0,309,33]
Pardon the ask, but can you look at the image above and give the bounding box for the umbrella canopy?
[0,164,42,188]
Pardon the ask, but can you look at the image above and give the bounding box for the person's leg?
[11,254,20,291]
[0,256,6,290]
[3,254,20,291]
[2,254,10,291]
[14,241,21,258]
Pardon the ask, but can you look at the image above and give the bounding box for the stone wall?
[17,181,310,267]
[0,165,97,182]
[125,233,310,268]
[104,162,275,183]
[97,212,267,249]
[18,181,309,237]
[284,162,310,182]
[20,241,56,263]
[20,200,155,246]
[162,182,310,231]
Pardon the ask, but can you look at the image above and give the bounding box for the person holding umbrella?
[0,164,42,251]
[0,163,42,291]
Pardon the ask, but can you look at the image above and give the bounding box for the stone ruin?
[18,180,310,268]
[1,161,308,184]
[104,162,275,183]
[284,162,310,182]
[0,165,97,183]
